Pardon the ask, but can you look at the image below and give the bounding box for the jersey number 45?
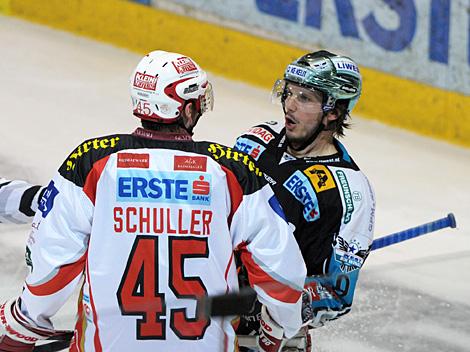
[117,236,210,340]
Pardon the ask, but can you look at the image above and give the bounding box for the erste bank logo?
[117,170,211,205]
[283,171,320,222]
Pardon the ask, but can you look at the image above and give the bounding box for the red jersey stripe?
[239,245,301,304]
[86,262,103,352]
[83,156,110,205]
[220,165,243,227]
[26,252,87,296]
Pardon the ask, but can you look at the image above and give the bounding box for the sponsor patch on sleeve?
[245,127,275,143]
[234,137,266,160]
[38,180,59,218]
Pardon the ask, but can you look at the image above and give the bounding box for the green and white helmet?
[272,50,362,113]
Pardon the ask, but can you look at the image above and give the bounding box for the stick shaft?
[371,213,456,250]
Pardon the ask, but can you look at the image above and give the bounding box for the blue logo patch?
[39,181,59,218]
[283,171,320,222]
[117,170,211,205]
[334,249,363,273]
[234,137,266,160]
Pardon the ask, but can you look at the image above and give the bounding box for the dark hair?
[140,101,197,132]
[328,100,351,138]
[141,119,184,132]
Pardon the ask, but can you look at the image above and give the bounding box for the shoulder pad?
[206,143,265,195]
[260,120,284,133]
[59,135,123,187]
[241,121,283,144]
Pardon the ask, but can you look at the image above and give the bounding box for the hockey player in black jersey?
[234,50,376,351]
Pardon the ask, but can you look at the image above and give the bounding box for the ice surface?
[1,15,469,351]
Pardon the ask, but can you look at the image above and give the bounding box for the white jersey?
[0,178,43,224]
[19,129,306,351]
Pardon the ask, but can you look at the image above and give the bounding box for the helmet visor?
[271,79,286,105]
[272,79,323,112]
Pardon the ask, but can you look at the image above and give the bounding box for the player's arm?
[0,178,45,224]
[303,177,375,328]
[230,182,306,350]
[0,162,94,350]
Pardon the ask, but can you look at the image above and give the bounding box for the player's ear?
[322,109,339,128]
[182,101,197,128]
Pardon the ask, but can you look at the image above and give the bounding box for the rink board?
[0,0,469,148]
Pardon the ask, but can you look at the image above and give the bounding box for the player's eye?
[297,92,312,103]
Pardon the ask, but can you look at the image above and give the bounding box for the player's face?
[283,83,324,144]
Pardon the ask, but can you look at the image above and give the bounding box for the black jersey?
[235,121,375,323]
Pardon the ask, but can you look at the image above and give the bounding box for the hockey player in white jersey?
[0,51,306,352]
[0,178,43,224]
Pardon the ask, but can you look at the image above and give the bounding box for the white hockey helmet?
[130,50,214,123]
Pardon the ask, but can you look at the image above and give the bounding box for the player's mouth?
[285,114,297,129]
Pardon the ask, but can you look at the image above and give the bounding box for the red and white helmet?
[130,50,214,123]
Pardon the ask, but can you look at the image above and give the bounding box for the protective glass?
[272,80,323,112]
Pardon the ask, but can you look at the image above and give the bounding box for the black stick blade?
[197,287,257,318]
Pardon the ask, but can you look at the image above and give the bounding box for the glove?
[257,305,284,352]
[0,298,71,352]
[302,284,340,329]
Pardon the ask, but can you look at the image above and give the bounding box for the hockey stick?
[32,214,458,351]
[200,214,459,318]
[33,332,73,352]
[371,213,456,250]
[33,340,71,352]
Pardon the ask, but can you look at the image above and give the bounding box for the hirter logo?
[172,57,198,75]
[117,153,150,168]
[133,72,158,91]
[174,156,207,171]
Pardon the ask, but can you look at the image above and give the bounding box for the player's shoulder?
[59,133,135,186]
[203,142,263,177]
[200,141,266,194]
[241,120,284,142]
[234,121,284,160]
